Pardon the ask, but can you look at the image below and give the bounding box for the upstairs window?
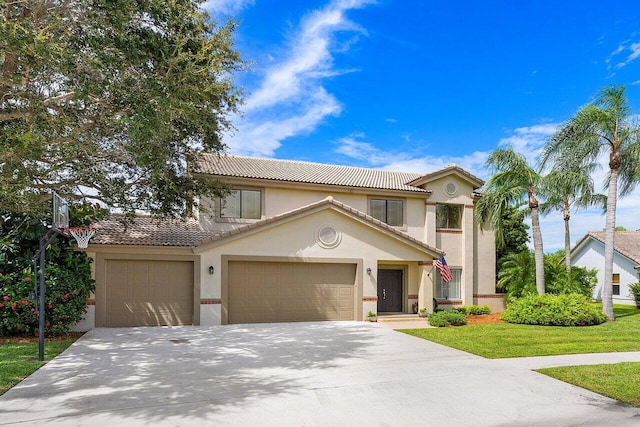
[221,189,261,219]
[370,198,403,226]
[436,204,462,229]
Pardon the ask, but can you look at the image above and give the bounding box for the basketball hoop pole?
[33,229,59,361]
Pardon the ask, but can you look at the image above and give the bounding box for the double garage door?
[105,260,194,327]
[103,259,356,326]
[227,261,357,324]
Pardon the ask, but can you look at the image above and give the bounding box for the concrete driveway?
[1,322,639,426]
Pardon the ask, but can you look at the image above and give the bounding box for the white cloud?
[203,0,254,16]
[632,80,640,86]
[230,88,341,157]
[333,124,640,252]
[497,123,558,164]
[608,40,640,69]
[225,0,375,156]
[333,132,491,177]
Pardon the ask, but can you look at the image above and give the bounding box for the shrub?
[502,293,606,326]
[498,250,598,304]
[450,305,492,315]
[428,310,468,327]
[629,283,640,308]
[0,209,96,336]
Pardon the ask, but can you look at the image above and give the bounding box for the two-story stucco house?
[78,155,501,328]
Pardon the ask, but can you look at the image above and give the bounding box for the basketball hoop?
[64,227,96,249]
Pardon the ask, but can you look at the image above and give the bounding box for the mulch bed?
[0,332,84,345]
[465,313,503,325]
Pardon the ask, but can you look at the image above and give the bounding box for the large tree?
[1,0,244,217]
[542,85,640,321]
[475,147,546,294]
[495,205,530,271]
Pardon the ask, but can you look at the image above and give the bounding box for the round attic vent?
[316,225,341,248]
[445,182,458,196]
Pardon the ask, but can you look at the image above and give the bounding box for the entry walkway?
[0,323,638,426]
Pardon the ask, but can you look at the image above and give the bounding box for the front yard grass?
[0,337,78,396]
[537,362,640,407]
[401,305,640,358]
[402,305,640,406]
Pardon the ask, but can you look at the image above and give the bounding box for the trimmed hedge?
[428,310,468,327]
[501,293,606,326]
[451,305,492,315]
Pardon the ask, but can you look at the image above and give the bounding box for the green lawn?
[537,362,640,407]
[402,305,640,407]
[401,305,640,358]
[0,338,78,396]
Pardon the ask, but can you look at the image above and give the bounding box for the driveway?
[1,322,639,426]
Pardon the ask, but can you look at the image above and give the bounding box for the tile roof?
[88,198,443,256]
[194,196,443,257]
[89,216,218,247]
[407,164,485,188]
[193,154,430,193]
[575,231,640,265]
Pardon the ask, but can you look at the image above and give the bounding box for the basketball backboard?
[52,192,69,230]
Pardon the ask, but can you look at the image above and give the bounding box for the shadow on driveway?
[1,322,639,426]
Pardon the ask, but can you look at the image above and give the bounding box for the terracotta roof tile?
[407,164,485,188]
[90,216,217,247]
[193,154,429,193]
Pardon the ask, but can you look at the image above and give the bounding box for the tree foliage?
[495,205,530,271]
[0,207,100,336]
[498,250,597,304]
[1,0,245,217]
[541,85,640,321]
[475,147,546,294]
[540,166,606,274]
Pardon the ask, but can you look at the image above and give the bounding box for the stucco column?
[463,204,474,305]
[425,202,437,247]
[418,261,434,312]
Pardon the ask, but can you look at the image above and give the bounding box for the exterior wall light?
[209,266,215,275]
[366,267,372,275]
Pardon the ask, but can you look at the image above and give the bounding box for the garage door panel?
[105,260,194,327]
[228,261,356,324]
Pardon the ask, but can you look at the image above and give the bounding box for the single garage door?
[105,260,194,327]
[228,261,356,324]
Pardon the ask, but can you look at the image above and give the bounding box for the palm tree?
[476,147,546,294]
[539,166,606,275]
[497,250,536,302]
[541,85,640,321]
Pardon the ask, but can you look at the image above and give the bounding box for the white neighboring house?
[571,231,640,306]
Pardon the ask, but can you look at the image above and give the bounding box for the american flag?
[434,255,453,283]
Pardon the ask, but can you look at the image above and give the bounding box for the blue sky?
[204,0,640,252]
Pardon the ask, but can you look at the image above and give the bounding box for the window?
[221,189,261,219]
[435,268,461,299]
[613,273,620,296]
[370,198,403,226]
[436,204,462,229]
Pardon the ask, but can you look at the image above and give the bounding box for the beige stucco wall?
[198,187,428,241]
[197,207,434,324]
[78,168,499,328]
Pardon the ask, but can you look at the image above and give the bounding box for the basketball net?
[64,227,96,249]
